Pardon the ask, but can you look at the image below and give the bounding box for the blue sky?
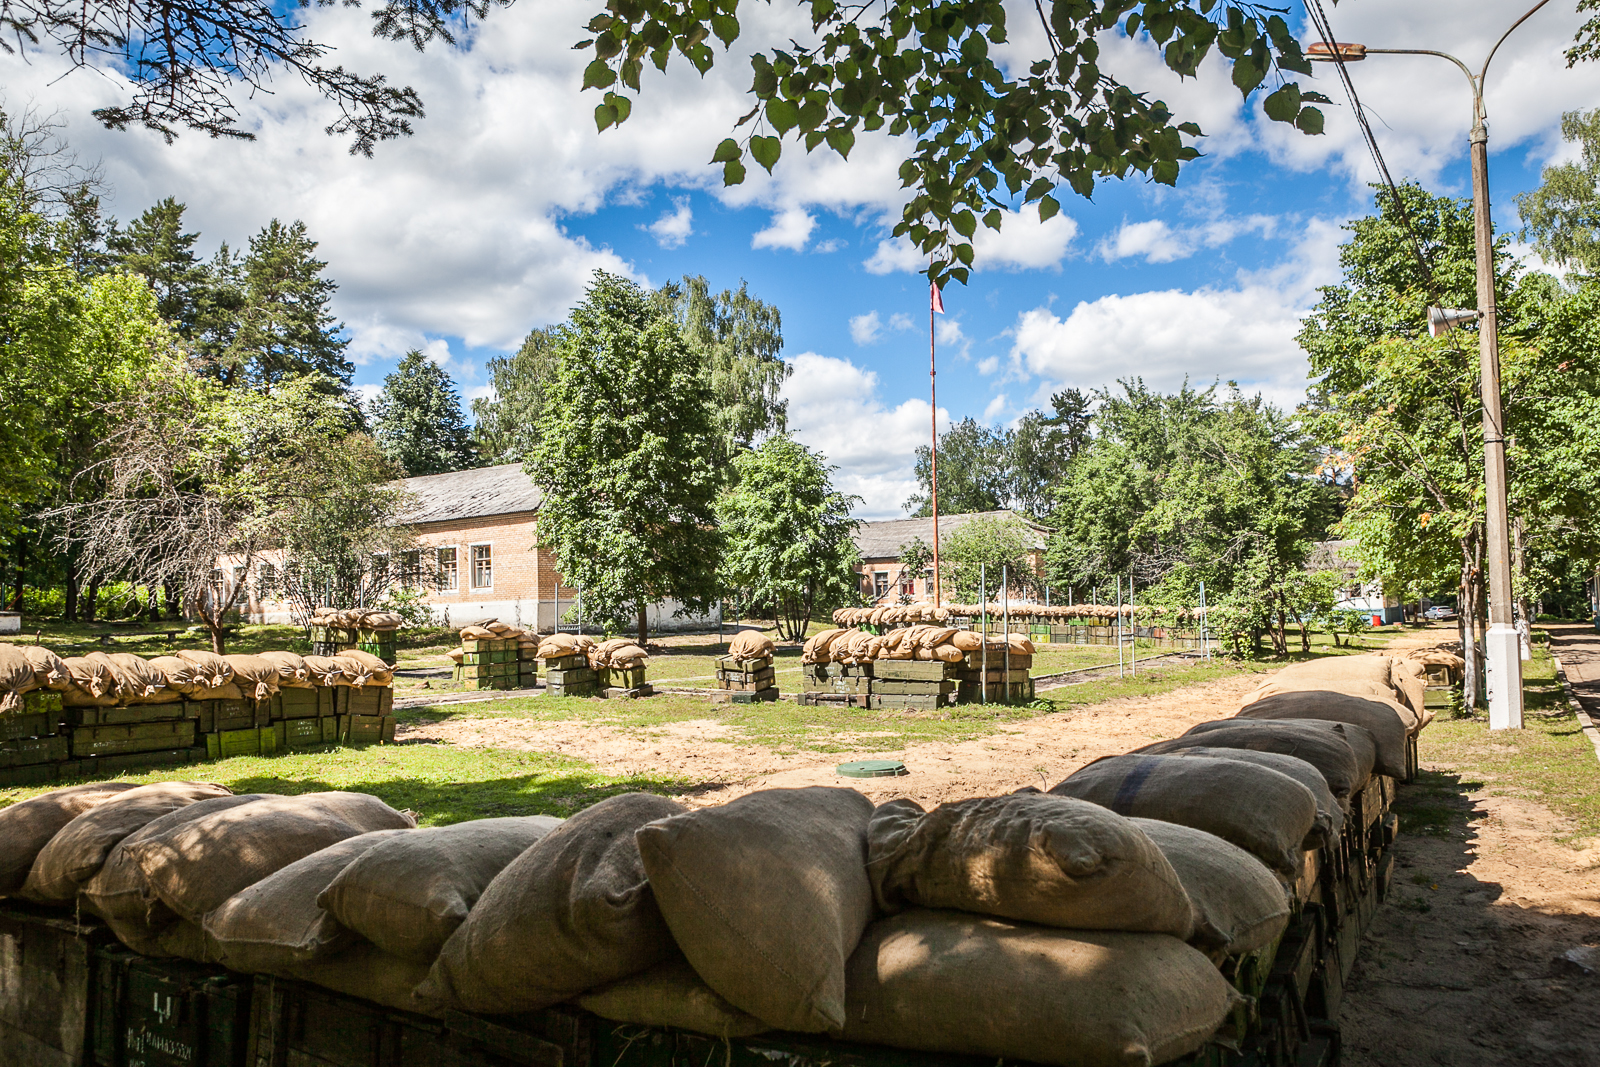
[5,0,1598,516]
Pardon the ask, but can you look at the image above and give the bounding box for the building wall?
[854,548,1048,605]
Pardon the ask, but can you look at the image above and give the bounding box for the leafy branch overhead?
[578,0,1330,285]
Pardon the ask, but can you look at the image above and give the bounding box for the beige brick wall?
[413,511,576,606]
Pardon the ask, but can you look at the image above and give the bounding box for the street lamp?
[1309,0,1553,731]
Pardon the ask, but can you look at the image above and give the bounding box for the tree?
[939,514,1039,604]
[370,349,478,475]
[1516,108,1600,275]
[716,435,860,641]
[107,197,209,332]
[525,272,725,644]
[659,276,789,454]
[905,417,1008,516]
[472,327,558,464]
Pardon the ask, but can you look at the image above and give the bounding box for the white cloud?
[781,352,945,518]
[977,355,1001,376]
[646,197,693,248]
[752,206,818,250]
[888,311,914,331]
[864,202,1078,275]
[865,236,925,275]
[421,339,452,365]
[983,394,1009,420]
[355,382,384,406]
[850,311,884,345]
[1099,214,1277,263]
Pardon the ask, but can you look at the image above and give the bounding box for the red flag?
[930,280,944,314]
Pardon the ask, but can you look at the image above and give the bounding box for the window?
[258,562,277,598]
[924,568,935,595]
[874,571,889,598]
[471,544,493,590]
[400,551,421,587]
[437,547,459,591]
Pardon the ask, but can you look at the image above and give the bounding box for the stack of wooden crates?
[798,662,870,706]
[354,627,398,666]
[713,655,777,703]
[309,624,353,659]
[541,651,597,698]
[203,685,396,759]
[453,636,533,691]
[600,664,652,700]
[956,646,1035,704]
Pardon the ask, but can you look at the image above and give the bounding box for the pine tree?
[370,349,478,476]
[215,219,352,391]
[107,197,209,332]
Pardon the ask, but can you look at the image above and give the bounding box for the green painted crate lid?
[836,759,908,779]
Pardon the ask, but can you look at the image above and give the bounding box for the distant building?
[851,510,1050,604]
[1307,539,1404,623]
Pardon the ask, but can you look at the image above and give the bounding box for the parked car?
[1424,605,1457,620]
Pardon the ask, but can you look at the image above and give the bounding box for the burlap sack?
[223,654,282,700]
[61,656,115,699]
[20,646,71,690]
[418,795,682,1013]
[445,647,465,664]
[951,630,983,652]
[98,652,167,701]
[1244,678,1420,732]
[931,643,964,662]
[1152,746,1344,844]
[606,644,648,669]
[727,631,775,661]
[129,791,417,923]
[1130,819,1290,958]
[537,633,583,658]
[461,625,496,641]
[0,782,141,895]
[338,649,394,686]
[190,682,244,701]
[1049,755,1317,875]
[286,942,440,1017]
[1235,692,1410,779]
[302,656,349,686]
[637,787,875,1032]
[802,629,844,663]
[80,795,268,954]
[258,651,313,688]
[837,910,1239,1067]
[174,650,233,689]
[1389,659,1428,719]
[865,794,1194,937]
[1006,633,1034,655]
[577,956,769,1039]
[1168,718,1376,799]
[0,645,37,711]
[148,656,207,696]
[203,829,412,972]
[61,683,119,707]
[320,815,563,964]
[1274,655,1396,693]
[20,782,235,903]
[916,626,958,648]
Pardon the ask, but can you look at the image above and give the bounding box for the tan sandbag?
[61,682,119,707]
[577,956,769,1039]
[129,792,417,924]
[174,650,233,689]
[204,829,412,973]
[1245,677,1418,728]
[220,654,281,701]
[1270,656,1400,701]
[302,656,348,686]
[637,787,875,1032]
[1130,819,1290,959]
[1049,755,1317,876]
[285,942,440,1017]
[837,910,1240,1067]
[1006,633,1035,655]
[727,631,776,662]
[337,649,394,686]
[951,630,983,652]
[359,611,405,630]
[460,625,495,640]
[190,682,244,701]
[0,782,142,896]
[80,794,268,954]
[1164,718,1376,799]
[147,656,206,696]
[0,645,38,711]
[258,650,313,688]
[1235,691,1410,778]
[1154,746,1344,844]
[320,816,563,964]
[1389,659,1428,718]
[20,782,235,903]
[932,643,964,663]
[801,629,843,663]
[537,634,583,658]
[417,795,682,1013]
[865,794,1194,937]
[20,646,71,690]
[445,647,465,664]
[484,621,512,635]
[916,626,959,648]
[60,655,115,700]
[96,652,167,701]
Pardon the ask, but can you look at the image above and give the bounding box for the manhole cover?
[836,759,909,778]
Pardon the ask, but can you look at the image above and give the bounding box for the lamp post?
[1309,2,1551,730]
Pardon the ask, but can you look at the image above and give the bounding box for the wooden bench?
[93,630,182,646]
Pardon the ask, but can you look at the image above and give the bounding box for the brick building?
[852,510,1050,604]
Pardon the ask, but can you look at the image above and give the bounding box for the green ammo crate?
[283,716,339,748]
[21,689,64,716]
[70,719,196,759]
[212,698,256,733]
[208,726,279,760]
[0,712,56,742]
[541,653,587,671]
[338,714,386,745]
[339,686,388,718]
[273,688,333,720]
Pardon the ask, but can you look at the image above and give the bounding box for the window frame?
[437,546,460,592]
[469,542,493,592]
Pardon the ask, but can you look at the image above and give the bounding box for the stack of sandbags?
[535,633,599,698]
[830,605,952,629]
[714,632,777,704]
[590,639,651,697]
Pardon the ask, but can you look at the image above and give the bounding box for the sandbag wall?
[531,632,652,698]
[0,646,396,787]
[308,609,406,664]
[801,626,1035,707]
[447,621,540,691]
[714,631,778,703]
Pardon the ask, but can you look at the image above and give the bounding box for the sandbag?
[0,783,141,895]
[802,629,846,663]
[1389,659,1428,719]
[338,649,394,686]
[461,625,496,641]
[302,656,349,686]
[99,653,167,701]
[866,794,1193,937]
[1234,692,1410,779]
[950,630,983,652]
[445,647,465,664]
[726,631,775,662]
[60,656,115,700]
[606,644,649,669]
[174,650,233,689]
[0,645,37,711]
[1245,679,1420,732]
[223,654,282,700]
[20,782,235,903]
[637,787,875,1032]
[286,942,439,1017]
[1273,655,1397,693]
[1130,819,1289,958]
[1006,633,1034,655]
[61,682,119,707]
[258,651,313,688]
[1160,718,1376,800]
[536,633,583,658]
[418,795,682,1013]
[21,646,71,690]
[837,910,1239,1067]
[320,815,563,964]
[204,829,411,973]
[1049,755,1318,876]
[577,956,769,1039]
[148,656,207,696]
[932,643,964,662]
[1151,746,1344,844]
[129,792,416,924]
[80,795,268,954]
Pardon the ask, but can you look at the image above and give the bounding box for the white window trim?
[437,544,461,594]
[469,541,494,592]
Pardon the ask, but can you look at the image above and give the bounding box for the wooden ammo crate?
[0,906,112,1065]
[206,726,280,760]
[68,700,195,727]
[337,714,390,745]
[545,667,596,687]
[872,660,958,682]
[540,652,588,671]
[873,679,955,696]
[711,686,779,704]
[70,719,197,759]
[211,698,260,733]
[960,651,1032,671]
[956,679,1035,705]
[602,665,647,690]
[868,693,948,710]
[337,686,393,718]
[273,687,335,720]
[91,946,253,1067]
[283,716,339,748]
[21,689,64,716]
[0,712,57,742]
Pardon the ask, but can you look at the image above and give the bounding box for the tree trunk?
[209,621,227,655]
[164,582,181,619]
[11,534,24,612]
[82,576,100,623]
[146,585,161,621]
[1300,614,1311,654]
[636,604,648,648]
[64,552,78,622]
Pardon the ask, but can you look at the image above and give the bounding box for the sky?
[4,1,1599,518]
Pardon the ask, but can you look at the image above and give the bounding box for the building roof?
[398,463,542,525]
[1307,539,1361,577]
[853,510,1050,561]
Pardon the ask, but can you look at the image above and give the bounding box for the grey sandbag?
[80,795,269,955]
[837,909,1239,1067]
[417,794,683,1013]
[319,815,563,964]
[1149,746,1344,847]
[0,782,141,896]
[1130,818,1290,959]
[1049,755,1318,876]
[1159,717,1376,799]
[637,787,875,1033]
[577,955,770,1040]
[20,782,235,903]
[129,791,416,924]
[865,793,1194,937]
[204,829,412,973]
[1234,692,1410,779]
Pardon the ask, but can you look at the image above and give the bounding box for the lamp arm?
[1481,0,1554,85]
[1363,48,1480,128]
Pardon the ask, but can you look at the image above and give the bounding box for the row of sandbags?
[944,603,1170,622]
[831,605,953,628]
[457,619,537,645]
[311,609,406,632]
[0,780,1282,1067]
[535,633,648,671]
[803,627,1033,665]
[0,646,394,709]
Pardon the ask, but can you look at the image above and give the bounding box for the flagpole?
[929,268,941,608]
